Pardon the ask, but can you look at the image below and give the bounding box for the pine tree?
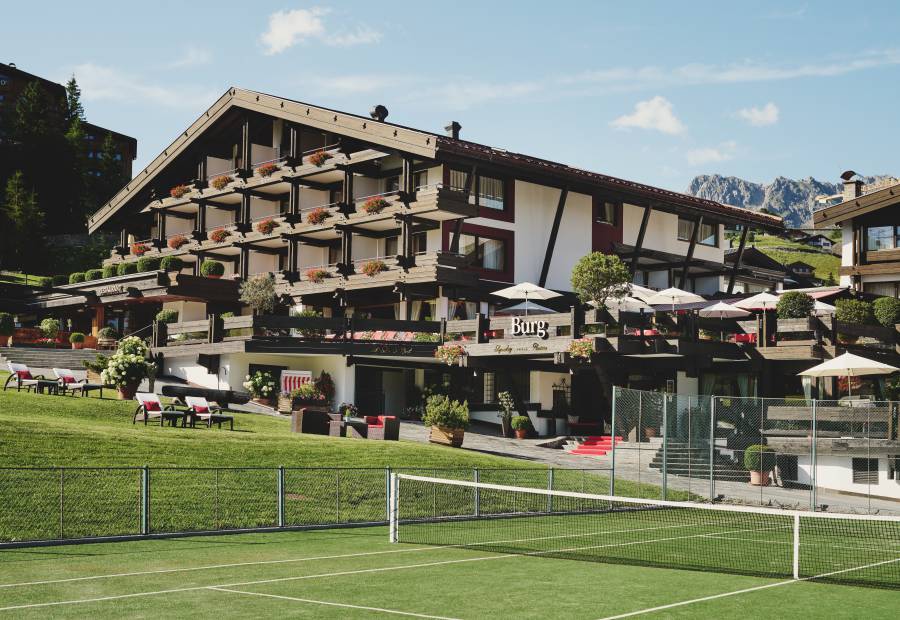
[95,132,126,204]
[65,76,85,125]
[2,171,46,270]
[13,81,65,144]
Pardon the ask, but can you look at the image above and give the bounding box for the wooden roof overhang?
[813,182,900,227]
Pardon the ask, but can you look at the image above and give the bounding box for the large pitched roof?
[813,180,900,227]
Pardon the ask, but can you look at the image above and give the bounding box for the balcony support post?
[237,115,251,178]
[284,179,302,225]
[338,227,354,276]
[154,209,167,249]
[726,226,749,295]
[401,156,415,202]
[196,156,208,190]
[286,123,301,168]
[285,237,300,282]
[115,227,129,255]
[679,216,702,289]
[193,200,207,241]
[194,251,204,276]
[236,191,252,234]
[340,167,355,216]
[239,246,250,281]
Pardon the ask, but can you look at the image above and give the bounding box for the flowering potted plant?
[305,268,329,283]
[435,343,465,366]
[210,175,232,190]
[361,260,387,277]
[338,402,359,420]
[290,383,324,408]
[497,390,516,438]
[167,234,188,250]
[200,260,225,278]
[243,370,276,405]
[568,338,594,360]
[209,228,231,243]
[308,150,332,167]
[306,207,329,225]
[423,394,469,447]
[100,336,155,400]
[256,162,279,177]
[170,184,190,199]
[255,218,278,235]
[361,197,390,214]
[131,243,149,256]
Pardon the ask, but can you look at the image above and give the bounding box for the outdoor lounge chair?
[347,415,399,440]
[184,396,234,430]
[52,368,100,397]
[133,392,187,427]
[3,363,45,392]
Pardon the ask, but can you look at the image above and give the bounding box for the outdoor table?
[35,379,60,395]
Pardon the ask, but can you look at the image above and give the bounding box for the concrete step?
[0,347,103,371]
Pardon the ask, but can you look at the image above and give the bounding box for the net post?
[661,394,668,500]
[140,465,150,535]
[388,473,399,543]
[709,396,716,502]
[792,514,800,579]
[474,468,481,517]
[609,385,617,496]
[547,468,554,513]
[810,399,817,512]
[277,465,285,528]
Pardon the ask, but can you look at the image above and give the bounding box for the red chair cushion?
[193,405,209,413]
[144,401,161,412]
[62,376,76,384]
[16,370,32,380]
[364,416,383,427]
[379,416,396,423]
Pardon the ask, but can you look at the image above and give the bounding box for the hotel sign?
[97,285,126,297]
[464,338,573,357]
[509,317,550,340]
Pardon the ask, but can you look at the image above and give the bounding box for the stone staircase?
[0,347,102,373]
[568,436,622,457]
[648,440,749,482]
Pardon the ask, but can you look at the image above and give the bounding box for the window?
[852,458,879,485]
[459,233,505,271]
[678,217,718,246]
[414,170,428,189]
[449,168,469,192]
[478,175,505,210]
[596,201,617,225]
[867,225,900,251]
[384,236,398,256]
[412,231,427,254]
[385,176,400,193]
[328,245,341,265]
[483,372,496,403]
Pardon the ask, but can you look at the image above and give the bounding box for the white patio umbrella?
[597,296,654,313]
[492,282,561,316]
[494,300,555,316]
[813,300,836,316]
[627,284,657,302]
[646,287,706,312]
[733,292,780,310]
[798,352,899,397]
[698,302,751,341]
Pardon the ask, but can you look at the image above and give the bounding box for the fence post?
[810,399,817,512]
[384,467,391,522]
[609,386,617,496]
[388,473,399,543]
[792,514,801,579]
[709,396,716,502]
[141,465,150,535]
[473,468,481,517]
[661,395,668,500]
[278,466,285,528]
[59,468,65,539]
[547,468,554,513]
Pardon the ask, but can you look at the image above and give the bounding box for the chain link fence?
[0,466,609,546]
[612,387,900,515]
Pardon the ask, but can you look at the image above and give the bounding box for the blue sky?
[5,1,900,191]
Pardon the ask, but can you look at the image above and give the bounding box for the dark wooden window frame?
[442,222,515,283]
[443,166,516,222]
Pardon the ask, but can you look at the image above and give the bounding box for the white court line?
[595,556,900,619]
[209,586,462,620]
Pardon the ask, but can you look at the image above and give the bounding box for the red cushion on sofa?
[144,401,161,412]
[193,405,209,413]
[16,370,32,380]
[379,416,396,423]
[364,416,383,427]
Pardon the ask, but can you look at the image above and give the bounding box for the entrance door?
[355,366,407,416]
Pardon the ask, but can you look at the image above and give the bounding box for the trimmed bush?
[422,394,469,430]
[744,444,776,472]
[0,312,14,336]
[98,326,118,339]
[102,265,118,279]
[117,262,138,276]
[776,291,814,319]
[51,275,68,286]
[510,415,531,431]
[69,332,86,344]
[136,256,161,272]
[39,318,60,339]
[36,276,52,288]
[85,268,104,281]
[200,260,225,277]
[873,297,900,328]
[835,298,874,325]
[155,309,179,324]
[69,272,86,284]
[160,256,184,272]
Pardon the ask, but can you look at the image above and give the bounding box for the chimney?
[840,170,863,202]
[369,105,389,122]
[445,121,461,140]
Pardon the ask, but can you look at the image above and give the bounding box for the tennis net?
[389,474,900,589]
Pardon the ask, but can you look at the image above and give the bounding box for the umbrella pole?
[524,291,528,317]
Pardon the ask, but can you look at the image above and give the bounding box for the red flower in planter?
[256,218,278,235]
[210,175,232,190]
[308,150,332,167]
[306,207,329,225]
[361,197,390,214]
[131,243,149,256]
[168,235,188,250]
[361,260,388,277]
[209,228,231,243]
[256,162,279,177]
[170,184,190,199]
[305,268,329,283]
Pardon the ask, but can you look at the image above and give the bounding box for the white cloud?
[73,63,219,109]
[686,141,737,166]
[737,102,779,126]
[167,46,213,69]
[610,96,686,135]
[260,7,381,55]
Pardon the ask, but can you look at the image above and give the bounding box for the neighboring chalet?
[814,172,900,298]
[801,234,835,251]
[724,246,786,293]
[785,261,823,289]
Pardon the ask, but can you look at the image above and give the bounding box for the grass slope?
[745,234,840,282]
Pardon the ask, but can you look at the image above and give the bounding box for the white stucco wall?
[797,455,900,500]
[840,223,853,287]
[249,251,279,275]
[206,207,234,229]
[250,196,279,221]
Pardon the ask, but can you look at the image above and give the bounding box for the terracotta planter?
[749,470,770,486]
[515,428,528,439]
[117,383,139,400]
[429,426,465,447]
[71,342,83,350]
[0,335,10,347]
[206,274,222,279]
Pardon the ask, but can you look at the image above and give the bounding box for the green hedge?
[36,276,52,288]
[69,272,86,284]
[200,260,225,277]
[744,444,776,472]
[85,269,104,281]
[835,299,874,325]
[69,332,86,344]
[51,275,68,286]
[155,309,179,324]
[776,291,814,319]
[873,297,900,328]
[102,265,118,279]
[117,262,138,276]
[160,256,184,272]
[136,257,160,272]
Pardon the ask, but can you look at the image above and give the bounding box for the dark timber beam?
[286,123,301,167]
[726,226,749,294]
[538,188,568,287]
[154,209,166,249]
[285,178,302,224]
[237,115,251,178]
[192,197,239,211]
[239,246,250,280]
[679,216,702,289]
[193,200,207,241]
[450,164,478,253]
[196,156,208,189]
[338,227,354,276]
[236,193,251,234]
[630,204,652,277]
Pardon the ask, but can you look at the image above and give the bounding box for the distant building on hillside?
[785,261,823,289]
[724,246,786,293]
[801,234,834,251]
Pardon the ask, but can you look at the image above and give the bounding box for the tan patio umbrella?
[645,287,705,312]
[733,291,780,310]
[492,282,561,316]
[698,301,751,340]
[798,352,899,397]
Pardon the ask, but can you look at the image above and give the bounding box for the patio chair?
[3,363,45,392]
[184,396,234,430]
[347,415,399,440]
[52,368,88,397]
[133,392,186,427]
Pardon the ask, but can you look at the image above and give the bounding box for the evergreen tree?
[13,81,65,144]
[95,132,126,205]
[65,76,85,124]
[2,171,46,270]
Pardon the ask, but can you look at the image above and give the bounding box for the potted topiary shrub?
[169,184,190,199]
[210,175,232,191]
[117,262,138,276]
[85,268,104,281]
[69,272,86,284]
[168,234,188,250]
[497,390,515,438]
[243,370,276,406]
[137,256,161,272]
[160,256,184,274]
[0,312,14,347]
[40,318,61,342]
[744,444,776,486]
[308,150,333,167]
[101,265,117,279]
[361,260,387,277]
[873,297,900,328]
[200,260,225,278]
[361,196,390,214]
[69,332,86,350]
[97,326,118,350]
[255,217,278,235]
[835,299,874,344]
[256,162,279,177]
[209,228,231,243]
[306,207,329,225]
[423,394,469,447]
[511,415,531,439]
[101,336,155,400]
[155,309,179,324]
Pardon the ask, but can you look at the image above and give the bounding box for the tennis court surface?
[1,477,898,618]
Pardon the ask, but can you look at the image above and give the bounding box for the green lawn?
[0,526,896,619]
[743,234,841,282]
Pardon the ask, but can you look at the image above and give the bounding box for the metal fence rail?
[0,466,610,546]
[612,387,900,516]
